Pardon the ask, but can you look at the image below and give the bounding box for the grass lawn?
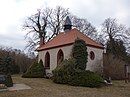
[0,75,130,97]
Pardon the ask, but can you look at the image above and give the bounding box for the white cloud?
[0,0,46,50]
[0,0,130,50]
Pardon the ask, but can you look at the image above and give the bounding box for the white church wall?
[38,45,104,74]
[86,46,104,74]
[38,45,73,74]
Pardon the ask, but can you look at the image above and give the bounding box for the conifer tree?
[72,38,88,70]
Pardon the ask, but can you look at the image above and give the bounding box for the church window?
[57,49,64,65]
[90,51,95,60]
[45,52,50,68]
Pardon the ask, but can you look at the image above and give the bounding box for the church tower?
[64,16,72,32]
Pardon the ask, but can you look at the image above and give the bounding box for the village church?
[37,16,104,75]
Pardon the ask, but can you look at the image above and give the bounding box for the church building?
[37,16,104,75]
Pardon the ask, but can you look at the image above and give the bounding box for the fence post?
[124,64,127,83]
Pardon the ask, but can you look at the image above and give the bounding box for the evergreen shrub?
[5,74,13,87]
[69,70,105,88]
[22,60,45,78]
[52,58,76,84]
[53,59,105,88]
[72,38,88,70]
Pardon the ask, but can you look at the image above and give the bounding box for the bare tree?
[101,18,125,42]
[70,15,97,39]
[99,17,130,54]
[23,6,69,51]
[124,28,130,53]
[23,6,96,52]
[23,8,52,51]
[47,6,69,41]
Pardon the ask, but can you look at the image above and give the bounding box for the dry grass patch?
[0,75,130,97]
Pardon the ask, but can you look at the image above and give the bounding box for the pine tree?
[106,39,127,58]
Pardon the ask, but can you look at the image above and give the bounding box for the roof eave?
[37,43,73,51]
[37,43,104,52]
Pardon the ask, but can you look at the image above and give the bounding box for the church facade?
[37,16,104,75]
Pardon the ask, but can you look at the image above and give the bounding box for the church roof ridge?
[37,28,104,51]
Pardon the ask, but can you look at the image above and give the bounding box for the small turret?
[64,16,72,32]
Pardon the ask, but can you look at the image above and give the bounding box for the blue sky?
[0,0,130,51]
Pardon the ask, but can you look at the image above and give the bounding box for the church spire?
[64,16,72,32]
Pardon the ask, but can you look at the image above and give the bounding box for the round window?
[90,51,95,60]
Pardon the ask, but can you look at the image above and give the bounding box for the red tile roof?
[37,28,104,51]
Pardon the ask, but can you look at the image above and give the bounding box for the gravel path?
[8,84,31,91]
[0,84,31,92]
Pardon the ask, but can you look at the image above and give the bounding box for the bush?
[52,58,105,88]
[52,58,76,84]
[22,60,46,78]
[72,38,88,70]
[69,70,105,88]
[5,74,13,87]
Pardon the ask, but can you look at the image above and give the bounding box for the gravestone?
[0,75,6,84]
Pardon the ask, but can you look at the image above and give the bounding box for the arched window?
[90,51,95,60]
[57,49,64,65]
[45,52,50,68]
